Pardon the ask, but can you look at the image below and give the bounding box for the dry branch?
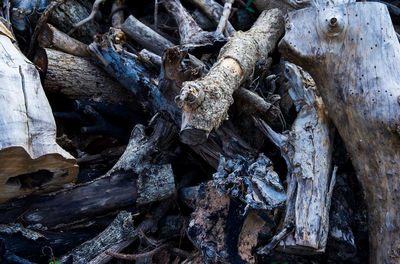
[256,62,335,254]
[38,23,90,57]
[35,48,134,106]
[187,0,236,35]
[176,9,284,145]
[280,2,400,262]
[162,0,224,45]
[121,15,174,56]
[48,0,101,44]
[60,211,135,264]
[215,0,234,35]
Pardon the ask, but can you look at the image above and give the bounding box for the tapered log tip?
[179,127,208,145]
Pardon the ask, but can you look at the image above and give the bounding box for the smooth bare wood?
[37,48,134,106]
[0,31,77,203]
[38,23,90,57]
[121,15,174,55]
[176,9,284,145]
[279,2,400,263]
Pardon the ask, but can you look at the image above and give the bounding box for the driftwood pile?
[1,0,399,263]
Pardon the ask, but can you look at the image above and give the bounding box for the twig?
[27,0,66,58]
[68,0,106,35]
[257,222,295,255]
[154,0,159,28]
[215,0,234,35]
[105,244,169,260]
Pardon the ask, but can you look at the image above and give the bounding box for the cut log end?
[179,127,208,145]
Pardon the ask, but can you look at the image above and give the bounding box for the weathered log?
[37,23,90,57]
[35,48,135,106]
[186,0,236,35]
[0,116,176,228]
[48,0,101,44]
[279,2,400,262]
[162,0,224,45]
[255,62,335,254]
[0,25,78,203]
[176,9,284,145]
[121,15,174,56]
[88,199,174,264]
[88,28,258,170]
[59,211,135,264]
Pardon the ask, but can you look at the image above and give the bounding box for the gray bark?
[256,62,335,254]
[176,9,284,145]
[279,2,400,263]
[121,15,174,56]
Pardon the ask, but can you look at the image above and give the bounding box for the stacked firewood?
[6,0,400,263]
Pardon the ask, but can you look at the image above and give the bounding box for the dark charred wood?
[0,115,176,229]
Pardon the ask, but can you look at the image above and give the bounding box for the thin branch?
[27,0,66,58]
[154,0,159,28]
[215,0,234,35]
[257,222,295,255]
[105,244,169,260]
[68,0,106,35]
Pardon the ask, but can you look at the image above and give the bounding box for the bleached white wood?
[0,33,77,203]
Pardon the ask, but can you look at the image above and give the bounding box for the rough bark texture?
[0,118,176,228]
[36,48,134,105]
[279,2,400,263]
[48,0,101,44]
[60,211,135,264]
[162,0,224,45]
[256,62,335,254]
[0,31,77,203]
[121,15,174,56]
[38,23,90,57]
[176,9,284,145]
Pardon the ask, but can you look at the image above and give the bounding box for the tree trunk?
[279,2,400,263]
